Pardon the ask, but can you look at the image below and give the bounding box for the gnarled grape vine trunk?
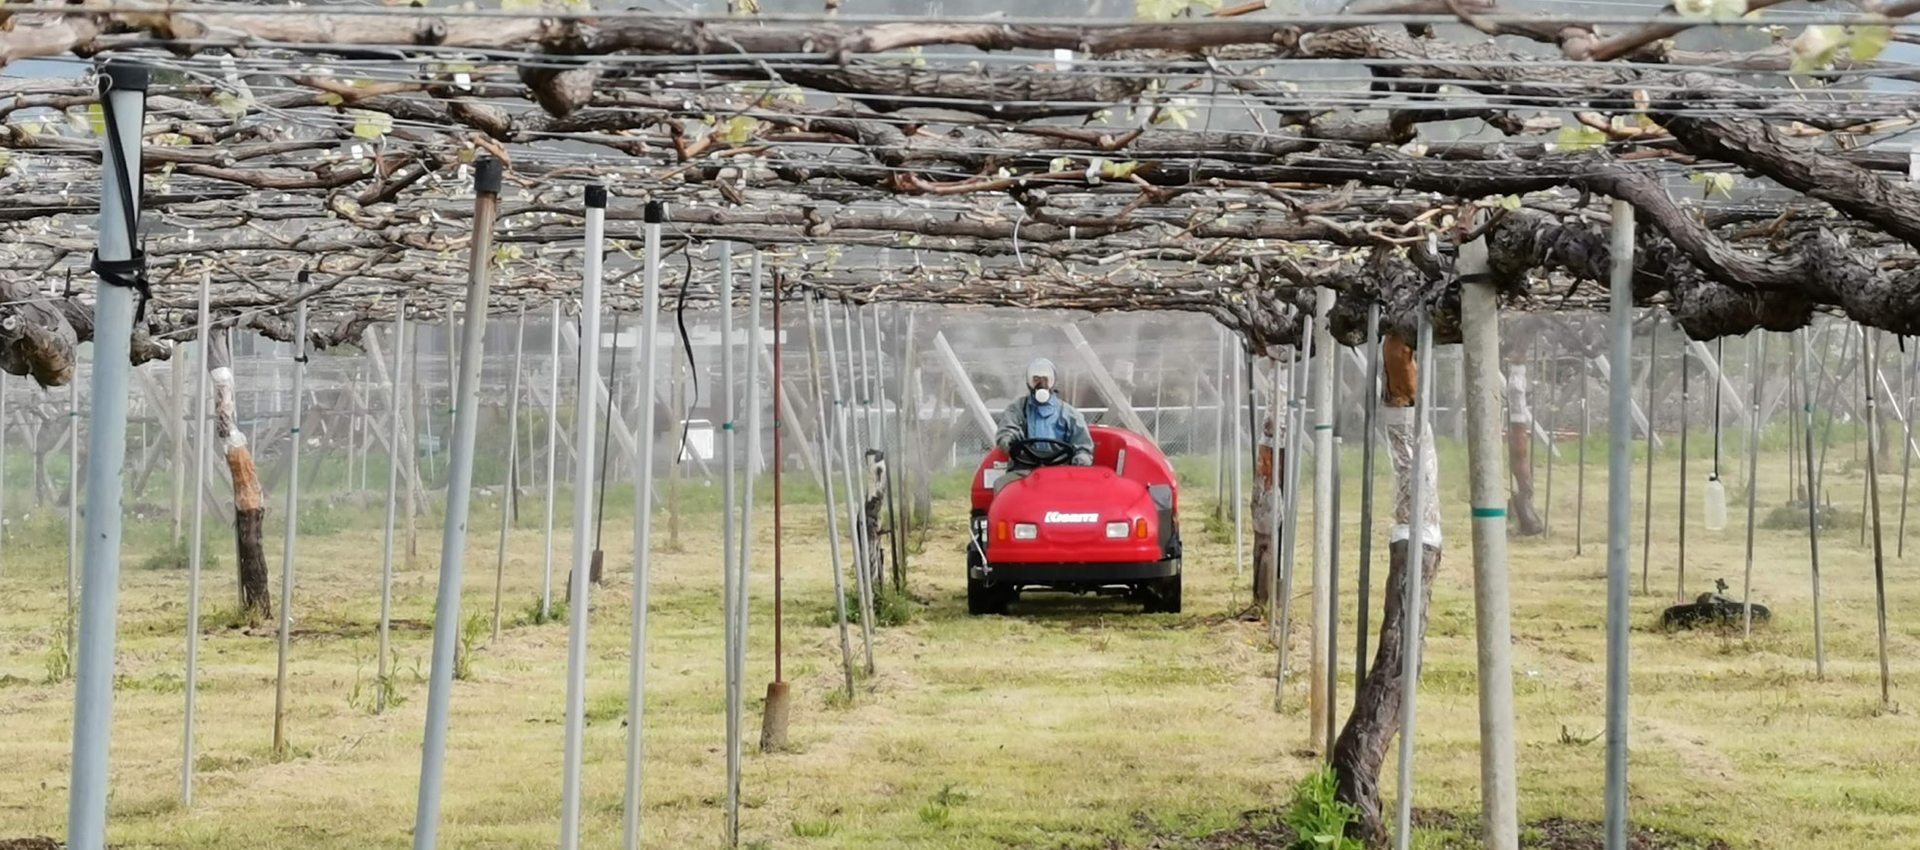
[208,327,271,624]
[1332,334,1443,846]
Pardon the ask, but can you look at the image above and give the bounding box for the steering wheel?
[1008,437,1076,468]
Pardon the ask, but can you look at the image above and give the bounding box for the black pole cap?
[585,185,608,209]
[473,156,504,195]
[98,60,150,95]
[644,201,665,224]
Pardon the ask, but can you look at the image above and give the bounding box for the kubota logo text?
[1044,512,1099,523]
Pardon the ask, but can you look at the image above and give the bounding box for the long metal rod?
[558,185,605,850]
[1276,336,1311,704]
[1391,309,1434,850]
[825,298,877,673]
[773,278,786,683]
[182,267,212,805]
[1544,356,1557,537]
[493,306,527,640]
[1679,340,1689,603]
[1355,303,1381,690]
[68,61,147,850]
[1576,382,1588,557]
[412,158,502,850]
[271,302,308,758]
[1799,330,1826,679]
[1459,236,1520,850]
[1641,316,1658,596]
[377,301,408,713]
[807,292,857,698]
[1308,287,1335,750]
[1741,333,1765,640]
[1866,331,1893,706]
[542,299,562,618]
[621,198,664,850]
[1266,352,1285,645]
[1603,198,1636,850]
[720,243,743,847]
[1900,338,1916,558]
[67,366,79,660]
[1234,347,1247,576]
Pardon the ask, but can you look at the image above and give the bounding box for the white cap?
[1026,357,1056,387]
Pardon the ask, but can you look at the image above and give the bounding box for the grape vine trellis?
[0,0,1916,374]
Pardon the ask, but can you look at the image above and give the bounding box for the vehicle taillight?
[1013,523,1038,540]
[1134,517,1149,539]
[996,521,1008,541]
[1105,521,1129,539]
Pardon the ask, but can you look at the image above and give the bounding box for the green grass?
[2,441,1919,849]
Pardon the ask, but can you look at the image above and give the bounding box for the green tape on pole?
[1471,507,1506,518]
[1314,424,1333,431]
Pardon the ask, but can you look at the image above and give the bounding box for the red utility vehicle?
[966,425,1183,615]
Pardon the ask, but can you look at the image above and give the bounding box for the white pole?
[1277,334,1310,702]
[271,300,308,757]
[1308,286,1335,750]
[377,303,408,713]
[542,299,562,620]
[412,158,504,850]
[1266,352,1285,645]
[493,306,526,640]
[559,185,605,850]
[182,267,211,806]
[1459,236,1521,850]
[1392,310,1435,850]
[68,358,80,661]
[730,251,764,845]
[1233,347,1246,575]
[67,61,146,850]
[1603,198,1637,850]
[806,292,859,699]
[719,243,743,847]
[1742,333,1765,639]
[824,299,877,673]
[622,198,663,850]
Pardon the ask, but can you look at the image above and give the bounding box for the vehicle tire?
[967,575,1007,616]
[1145,573,1182,614]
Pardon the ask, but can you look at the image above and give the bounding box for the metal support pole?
[67,60,147,850]
[1276,336,1310,702]
[1577,385,1589,557]
[1742,333,1765,640]
[1603,199,1635,850]
[559,186,605,850]
[543,299,562,619]
[1266,353,1285,643]
[1642,316,1658,596]
[1392,310,1435,850]
[494,307,527,640]
[271,301,308,758]
[808,292,858,698]
[412,157,503,850]
[1308,286,1335,751]
[68,370,79,658]
[377,302,408,712]
[1459,239,1520,850]
[720,243,743,847]
[1799,331,1825,679]
[182,267,212,806]
[1356,303,1381,690]
[1233,347,1247,576]
[1900,339,1917,558]
[1679,343,1689,603]
[622,198,663,850]
[825,299,877,673]
[1866,332,1893,706]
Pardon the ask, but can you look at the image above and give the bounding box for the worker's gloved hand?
[1071,452,1093,467]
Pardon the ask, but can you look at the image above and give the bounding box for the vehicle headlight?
[1105,521,1130,539]
[1013,523,1038,540]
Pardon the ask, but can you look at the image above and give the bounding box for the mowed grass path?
[3,443,1919,849]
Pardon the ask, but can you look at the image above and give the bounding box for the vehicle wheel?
[968,575,1008,615]
[1144,573,1182,614]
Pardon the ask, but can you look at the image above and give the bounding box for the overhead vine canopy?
[3,0,1920,386]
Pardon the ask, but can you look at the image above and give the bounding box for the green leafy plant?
[790,817,837,838]
[44,613,73,684]
[454,612,488,681]
[1283,766,1362,850]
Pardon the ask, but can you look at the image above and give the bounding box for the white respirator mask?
[1031,387,1052,405]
